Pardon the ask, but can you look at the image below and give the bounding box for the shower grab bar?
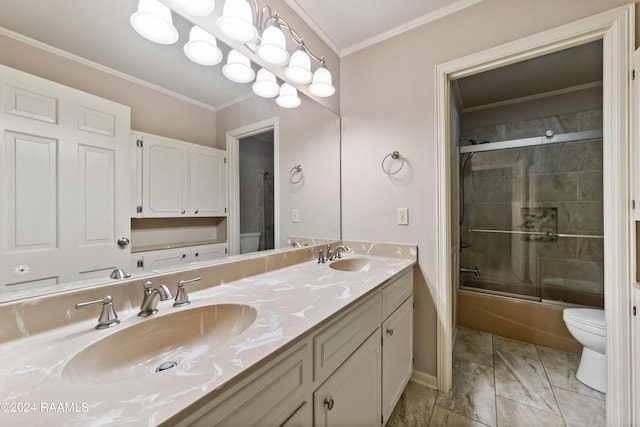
[469,228,603,239]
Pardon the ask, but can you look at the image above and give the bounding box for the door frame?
[226,117,280,255]
[435,5,634,424]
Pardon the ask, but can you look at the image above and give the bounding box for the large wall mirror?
[0,0,341,303]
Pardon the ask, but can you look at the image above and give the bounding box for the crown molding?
[283,0,341,57]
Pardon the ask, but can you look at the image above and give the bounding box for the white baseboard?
[411,369,438,390]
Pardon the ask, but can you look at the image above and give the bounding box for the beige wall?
[0,33,216,146]
[340,0,634,376]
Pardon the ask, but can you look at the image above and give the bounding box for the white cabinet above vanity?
[132,131,227,218]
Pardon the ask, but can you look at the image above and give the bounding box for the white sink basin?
[329,257,385,272]
[62,304,257,385]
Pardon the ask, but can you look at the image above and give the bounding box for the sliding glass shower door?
[458,131,604,308]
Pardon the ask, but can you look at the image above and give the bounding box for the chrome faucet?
[75,295,120,329]
[460,267,480,276]
[110,268,131,279]
[138,281,173,317]
[328,244,350,261]
[315,248,326,264]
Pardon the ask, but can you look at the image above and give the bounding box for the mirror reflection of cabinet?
[133,132,227,218]
[131,242,228,273]
[0,65,131,290]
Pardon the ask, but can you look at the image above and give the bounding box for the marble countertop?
[0,252,415,426]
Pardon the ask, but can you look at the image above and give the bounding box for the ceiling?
[0,0,604,111]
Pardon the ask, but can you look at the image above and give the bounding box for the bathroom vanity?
[0,242,416,426]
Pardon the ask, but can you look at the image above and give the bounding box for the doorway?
[435,6,634,425]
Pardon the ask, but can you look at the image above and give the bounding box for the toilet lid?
[564,308,605,330]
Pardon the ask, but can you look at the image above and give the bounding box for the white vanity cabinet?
[174,268,414,427]
[131,243,228,272]
[133,131,227,218]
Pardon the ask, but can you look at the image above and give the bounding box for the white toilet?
[239,232,261,254]
[562,308,606,393]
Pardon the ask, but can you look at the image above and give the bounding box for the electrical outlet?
[292,208,299,223]
[397,208,408,225]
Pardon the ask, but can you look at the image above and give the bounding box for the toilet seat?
[563,308,605,336]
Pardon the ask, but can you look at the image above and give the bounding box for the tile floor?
[388,327,605,427]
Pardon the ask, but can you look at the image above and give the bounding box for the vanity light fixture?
[284,48,313,84]
[130,0,337,108]
[256,21,289,66]
[130,0,179,45]
[276,83,301,108]
[184,26,223,66]
[216,0,258,43]
[167,0,215,16]
[222,49,256,83]
[252,68,280,98]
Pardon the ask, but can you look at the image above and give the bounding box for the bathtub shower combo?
[457,125,607,392]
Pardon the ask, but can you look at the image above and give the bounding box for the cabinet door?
[142,135,189,217]
[314,330,381,427]
[190,145,226,216]
[189,243,227,263]
[141,248,189,272]
[382,297,413,424]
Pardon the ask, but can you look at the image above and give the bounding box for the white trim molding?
[411,369,439,390]
[226,117,281,255]
[435,5,635,425]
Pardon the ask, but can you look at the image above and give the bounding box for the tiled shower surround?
[459,110,603,307]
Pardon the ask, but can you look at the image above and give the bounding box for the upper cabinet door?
[142,135,189,217]
[190,145,227,216]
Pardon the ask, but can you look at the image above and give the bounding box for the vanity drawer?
[382,270,413,319]
[313,293,381,383]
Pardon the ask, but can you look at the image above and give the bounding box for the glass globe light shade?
[252,68,280,98]
[276,83,301,108]
[216,0,257,43]
[130,0,179,45]
[184,26,222,66]
[168,0,215,16]
[284,49,313,84]
[222,49,255,83]
[308,66,335,97]
[256,24,289,66]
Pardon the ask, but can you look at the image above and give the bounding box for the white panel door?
[190,145,226,216]
[0,65,131,290]
[142,135,189,217]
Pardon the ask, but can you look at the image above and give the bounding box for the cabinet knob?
[181,254,186,259]
[181,209,186,214]
[323,397,334,410]
[117,237,130,248]
[194,209,199,214]
[195,253,199,257]
[386,328,394,336]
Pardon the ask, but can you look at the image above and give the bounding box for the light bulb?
[222,50,255,83]
[257,24,289,66]
[308,66,335,97]
[130,0,179,45]
[252,68,280,98]
[276,83,301,108]
[284,49,312,84]
[216,0,257,43]
[168,0,215,16]
[184,26,222,66]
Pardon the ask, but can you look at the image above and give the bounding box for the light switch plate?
[292,208,299,223]
[397,208,408,225]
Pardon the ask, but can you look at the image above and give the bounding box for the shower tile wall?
[460,110,603,307]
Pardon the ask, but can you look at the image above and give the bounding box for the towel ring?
[289,165,303,184]
[381,151,404,175]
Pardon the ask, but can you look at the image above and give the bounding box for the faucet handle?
[76,295,120,329]
[315,249,326,264]
[173,277,201,307]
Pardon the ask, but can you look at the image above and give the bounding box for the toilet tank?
[240,232,261,254]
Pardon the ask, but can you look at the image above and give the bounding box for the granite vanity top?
[0,248,415,426]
